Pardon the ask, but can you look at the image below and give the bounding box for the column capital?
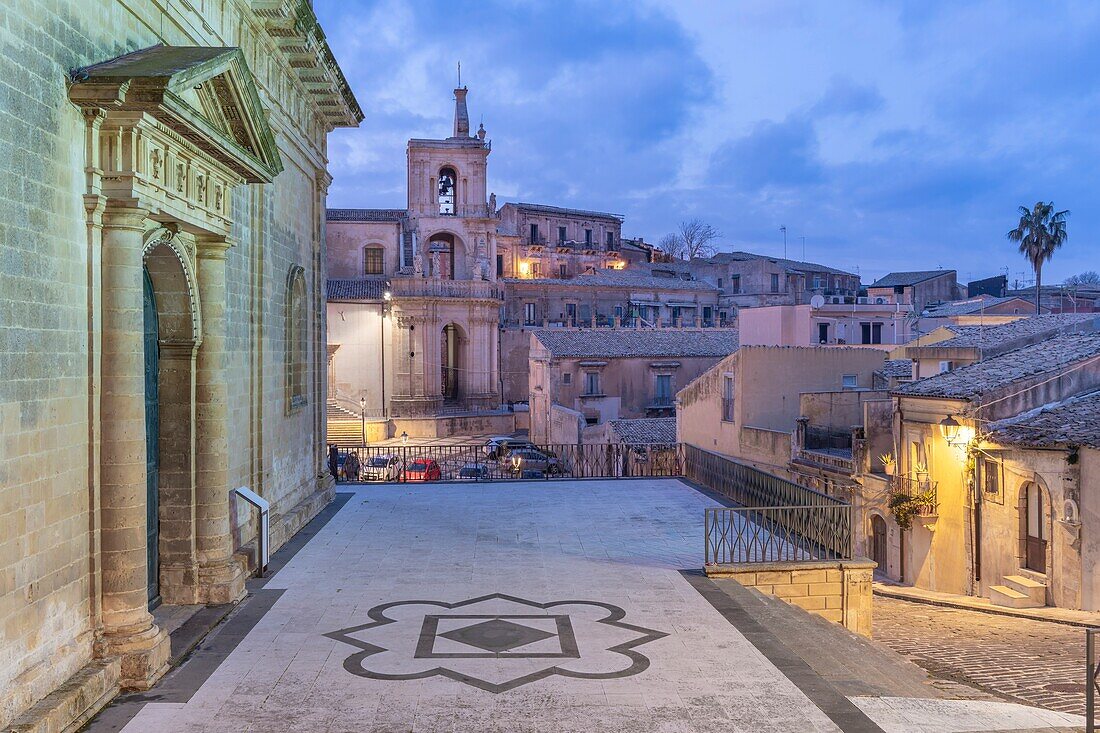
[195,236,234,260]
[102,205,148,231]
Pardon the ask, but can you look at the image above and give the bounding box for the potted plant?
[913,461,930,488]
[888,489,937,530]
[880,453,896,476]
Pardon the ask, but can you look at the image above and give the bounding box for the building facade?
[0,2,360,730]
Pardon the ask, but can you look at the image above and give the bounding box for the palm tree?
[1006,202,1069,314]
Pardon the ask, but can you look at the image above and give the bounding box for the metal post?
[1088,628,1098,732]
[232,487,270,577]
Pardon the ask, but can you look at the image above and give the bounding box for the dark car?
[457,463,492,481]
[402,458,442,482]
[501,448,561,476]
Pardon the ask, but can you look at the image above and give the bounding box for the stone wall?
[0,0,356,728]
[705,560,876,636]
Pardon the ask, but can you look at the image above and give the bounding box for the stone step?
[1003,574,1046,605]
[989,584,1044,609]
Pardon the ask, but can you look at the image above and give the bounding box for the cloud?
[317,0,1100,282]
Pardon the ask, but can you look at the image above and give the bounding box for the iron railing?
[890,475,939,516]
[683,444,846,509]
[704,504,853,564]
[330,441,682,483]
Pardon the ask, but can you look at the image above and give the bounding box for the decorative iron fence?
[329,441,682,484]
[682,444,846,509]
[704,505,853,564]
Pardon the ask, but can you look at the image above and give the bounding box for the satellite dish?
[810,294,826,308]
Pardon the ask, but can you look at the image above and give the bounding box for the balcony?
[389,278,503,300]
[890,475,939,518]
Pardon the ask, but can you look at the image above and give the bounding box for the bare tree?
[658,232,685,260]
[678,219,720,259]
[1065,270,1100,287]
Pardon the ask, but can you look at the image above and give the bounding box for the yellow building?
[0,1,360,729]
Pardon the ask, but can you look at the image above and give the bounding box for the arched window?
[364,246,384,275]
[287,267,308,409]
[438,166,456,215]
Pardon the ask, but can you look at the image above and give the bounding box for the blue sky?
[316,0,1099,284]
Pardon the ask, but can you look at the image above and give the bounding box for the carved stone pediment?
[70,45,282,182]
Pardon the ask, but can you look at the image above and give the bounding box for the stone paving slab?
[93,480,1086,732]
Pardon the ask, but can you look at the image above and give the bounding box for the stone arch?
[286,265,308,409]
[141,227,203,604]
[425,230,468,280]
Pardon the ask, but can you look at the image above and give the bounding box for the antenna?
[457,61,462,88]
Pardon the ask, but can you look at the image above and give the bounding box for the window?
[558,225,567,243]
[531,261,541,277]
[718,277,724,289]
[496,254,504,278]
[584,371,600,395]
[437,166,456,215]
[722,375,735,421]
[813,276,825,289]
[872,322,882,344]
[565,303,577,324]
[861,322,872,344]
[655,374,672,406]
[841,374,858,389]
[563,372,572,385]
[286,267,308,409]
[770,274,780,293]
[702,306,712,324]
[529,223,539,243]
[559,264,567,279]
[982,457,1001,496]
[585,228,592,246]
[614,305,624,320]
[939,360,954,373]
[818,323,829,344]
[524,302,537,325]
[606,231,614,248]
[364,246,384,275]
[730,275,741,294]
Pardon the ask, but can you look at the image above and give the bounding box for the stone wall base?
[704,558,876,636]
[6,659,119,733]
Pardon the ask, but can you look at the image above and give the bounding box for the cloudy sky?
[315,0,1099,284]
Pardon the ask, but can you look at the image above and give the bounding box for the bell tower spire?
[453,63,470,138]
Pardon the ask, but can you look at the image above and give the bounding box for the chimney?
[453,87,470,137]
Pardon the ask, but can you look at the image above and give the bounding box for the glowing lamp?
[518,261,531,276]
[400,431,409,446]
[939,415,961,443]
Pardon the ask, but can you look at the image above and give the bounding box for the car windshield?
[367,457,390,467]
[408,462,428,471]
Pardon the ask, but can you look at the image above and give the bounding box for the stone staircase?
[989,574,1047,609]
[326,398,366,447]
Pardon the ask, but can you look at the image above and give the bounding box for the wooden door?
[1025,484,1047,574]
[871,515,888,571]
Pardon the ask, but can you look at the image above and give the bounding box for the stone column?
[194,237,246,605]
[97,205,169,689]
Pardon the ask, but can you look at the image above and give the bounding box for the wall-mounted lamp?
[939,415,961,443]
[383,290,392,301]
[400,431,409,446]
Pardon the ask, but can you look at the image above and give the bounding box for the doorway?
[1022,483,1048,574]
[441,324,462,400]
[871,515,888,571]
[143,267,161,606]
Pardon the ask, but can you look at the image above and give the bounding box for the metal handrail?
[1088,628,1100,732]
[232,487,270,577]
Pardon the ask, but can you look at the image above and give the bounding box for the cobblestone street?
[873,594,1090,715]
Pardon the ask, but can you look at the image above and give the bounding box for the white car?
[360,454,401,481]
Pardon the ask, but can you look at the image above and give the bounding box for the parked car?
[402,458,442,482]
[483,436,532,459]
[501,448,561,476]
[457,463,492,481]
[361,454,401,481]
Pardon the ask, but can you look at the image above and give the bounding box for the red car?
[402,457,442,482]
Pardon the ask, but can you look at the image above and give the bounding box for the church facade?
[0,1,360,729]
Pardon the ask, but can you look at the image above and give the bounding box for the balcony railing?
[390,278,503,300]
[891,475,939,516]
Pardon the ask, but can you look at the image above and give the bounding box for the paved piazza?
[101,480,1082,732]
[874,594,1089,715]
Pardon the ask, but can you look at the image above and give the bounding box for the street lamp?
[939,415,961,444]
[359,396,366,445]
[400,430,408,446]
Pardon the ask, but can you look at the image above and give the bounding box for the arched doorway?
[871,514,888,571]
[440,323,465,401]
[143,268,160,606]
[427,232,467,280]
[1020,482,1049,574]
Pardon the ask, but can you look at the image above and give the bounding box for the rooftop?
[921,313,1098,350]
[504,268,718,292]
[327,278,386,301]
[533,328,738,358]
[922,296,1030,317]
[894,332,1100,400]
[870,270,954,288]
[987,390,1100,449]
[505,201,623,222]
[607,417,678,445]
[327,208,407,223]
[705,251,856,277]
[882,359,914,380]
